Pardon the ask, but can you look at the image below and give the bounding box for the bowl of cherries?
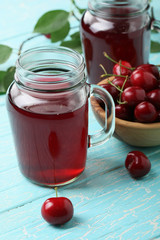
[91,58,160,147]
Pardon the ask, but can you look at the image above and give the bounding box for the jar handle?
[152,20,160,32]
[88,84,115,148]
[151,7,160,32]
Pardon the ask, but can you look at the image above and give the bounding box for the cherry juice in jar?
[6,47,89,186]
[80,0,152,84]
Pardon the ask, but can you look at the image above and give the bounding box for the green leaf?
[61,39,82,53]
[150,41,160,53]
[34,10,69,34]
[0,45,12,64]
[78,8,86,14]
[71,31,80,40]
[61,31,82,52]
[0,71,7,94]
[51,21,70,43]
[3,66,16,91]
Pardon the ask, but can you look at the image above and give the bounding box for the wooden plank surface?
[0,1,160,239]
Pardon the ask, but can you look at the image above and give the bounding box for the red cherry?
[115,104,133,121]
[147,89,160,109]
[112,77,131,90]
[100,83,119,102]
[125,151,151,178]
[136,64,159,79]
[121,86,146,107]
[45,34,51,39]
[134,101,157,123]
[130,69,157,92]
[41,197,74,225]
[113,60,132,76]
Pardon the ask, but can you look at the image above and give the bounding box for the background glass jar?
[6,46,115,187]
[80,0,153,84]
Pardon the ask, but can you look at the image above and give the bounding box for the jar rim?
[15,46,86,92]
[88,0,149,18]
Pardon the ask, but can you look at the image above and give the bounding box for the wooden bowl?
[91,77,160,147]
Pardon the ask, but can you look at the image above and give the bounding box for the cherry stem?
[103,52,135,71]
[71,0,82,15]
[54,187,58,197]
[121,76,128,92]
[118,76,128,103]
[70,11,80,21]
[18,33,42,55]
[117,100,128,104]
[107,79,123,93]
[101,73,126,78]
[99,64,107,75]
[119,60,122,75]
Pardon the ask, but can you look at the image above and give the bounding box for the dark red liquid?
[7,84,88,186]
[81,8,151,84]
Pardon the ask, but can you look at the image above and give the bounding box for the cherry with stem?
[103,52,135,71]
[41,187,74,225]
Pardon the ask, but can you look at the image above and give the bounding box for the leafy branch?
[0,0,84,94]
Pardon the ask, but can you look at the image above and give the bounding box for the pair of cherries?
[41,151,151,226]
[100,61,160,123]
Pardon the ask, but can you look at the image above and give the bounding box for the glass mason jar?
[6,46,115,187]
[80,0,156,84]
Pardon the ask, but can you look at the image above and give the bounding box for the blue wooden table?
[1,1,160,239]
